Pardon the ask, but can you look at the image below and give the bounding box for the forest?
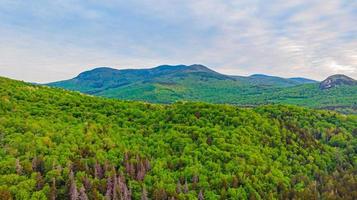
[1,76,357,200]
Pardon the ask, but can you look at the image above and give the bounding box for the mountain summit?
[319,74,357,90]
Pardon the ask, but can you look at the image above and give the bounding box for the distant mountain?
[319,74,357,90]
[240,74,317,87]
[289,77,318,84]
[47,65,356,113]
[49,64,314,94]
[49,65,232,95]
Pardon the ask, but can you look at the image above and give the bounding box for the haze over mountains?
[47,64,357,114]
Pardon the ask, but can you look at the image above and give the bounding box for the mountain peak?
[189,64,211,70]
[250,74,271,77]
[80,67,118,74]
[152,64,212,72]
[76,67,121,80]
[319,74,356,90]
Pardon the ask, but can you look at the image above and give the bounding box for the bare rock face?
[319,74,356,90]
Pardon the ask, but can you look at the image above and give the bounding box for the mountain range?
[48,64,357,113]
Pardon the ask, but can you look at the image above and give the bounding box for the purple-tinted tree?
[176,181,182,194]
[105,176,113,200]
[79,186,89,200]
[141,187,148,200]
[198,190,204,200]
[69,170,79,200]
[94,161,104,179]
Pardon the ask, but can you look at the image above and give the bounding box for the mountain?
[240,74,317,87]
[47,65,356,113]
[320,74,357,90]
[1,76,357,199]
[48,65,316,93]
[49,65,231,95]
[48,64,316,100]
[289,77,318,84]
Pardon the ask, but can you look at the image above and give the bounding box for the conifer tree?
[78,186,89,200]
[69,170,79,200]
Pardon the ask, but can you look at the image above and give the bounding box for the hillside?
[1,76,357,199]
[230,83,357,114]
[47,65,357,114]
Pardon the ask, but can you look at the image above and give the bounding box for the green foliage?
[1,77,357,199]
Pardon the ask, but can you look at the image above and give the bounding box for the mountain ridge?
[46,65,356,113]
[49,64,317,87]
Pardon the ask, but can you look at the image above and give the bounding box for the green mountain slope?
[47,65,356,114]
[228,83,357,113]
[1,76,357,199]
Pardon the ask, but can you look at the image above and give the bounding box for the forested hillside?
[47,65,357,114]
[1,76,357,199]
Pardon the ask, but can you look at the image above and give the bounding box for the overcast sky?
[0,0,356,83]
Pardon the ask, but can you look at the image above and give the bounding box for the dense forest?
[1,76,357,199]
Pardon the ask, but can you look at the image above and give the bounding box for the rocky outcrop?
[319,74,356,90]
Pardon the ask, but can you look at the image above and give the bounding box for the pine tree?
[113,173,119,200]
[50,178,56,200]
[83,176,91,191]
[183,180,189,193]
[94,161,103,179]
[105,176,113,200]
[15,159,22,175]
[144,159,151,171]
[198,190,204,200]
[232,176,239,188]
[176,180,182,194]
[141,186,148,200]
[192,175,199,189]
[136,160,146,181]
[78,186,89,200]
[36,172,44,190]
[69,170,79,200]
[118,174,131,200]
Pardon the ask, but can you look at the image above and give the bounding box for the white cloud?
[328,61,356,74]
[0,0,356,82]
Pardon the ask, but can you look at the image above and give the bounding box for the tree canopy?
[0,77,357,199]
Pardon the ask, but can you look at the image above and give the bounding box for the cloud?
[328,61,356,74]
[0,0,356,82]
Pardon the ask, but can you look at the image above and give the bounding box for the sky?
[0,0,356,83]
